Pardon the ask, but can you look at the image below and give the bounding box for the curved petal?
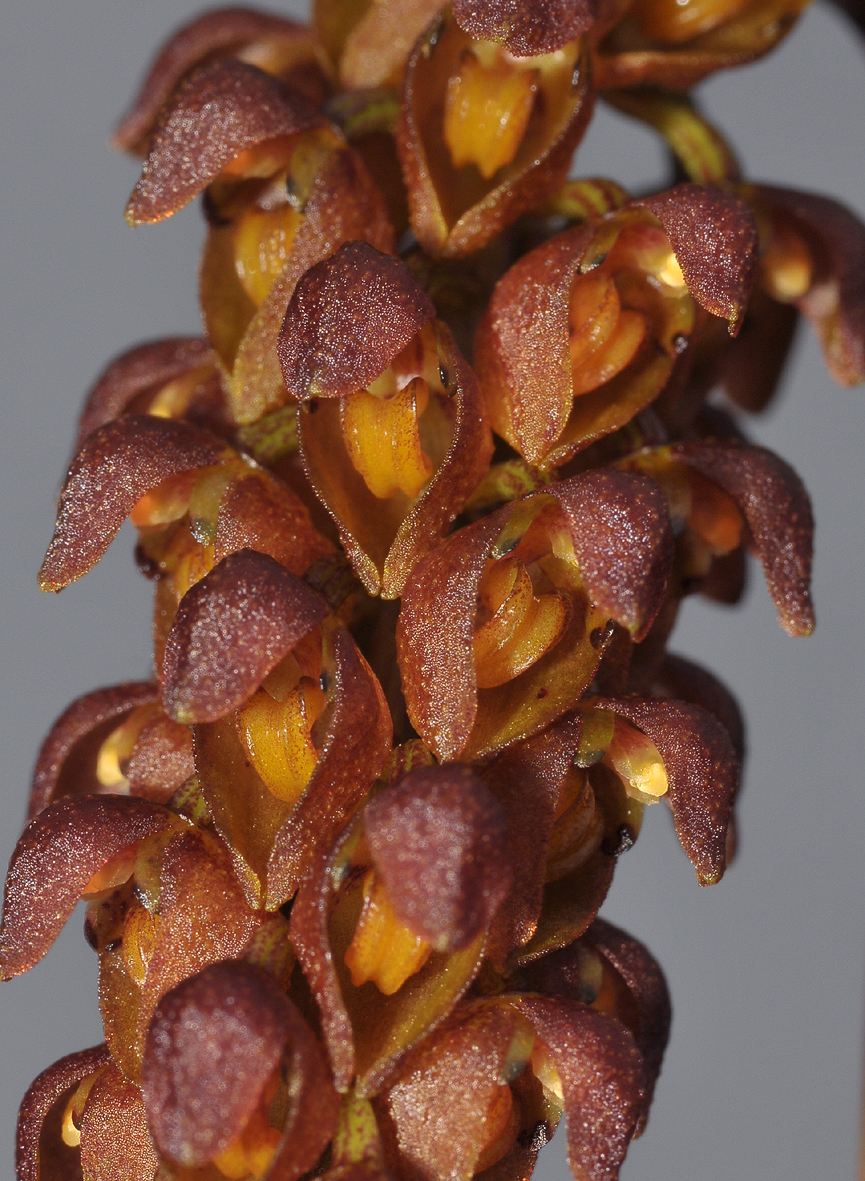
[517,996,645,1181]
[114,7,317,153]
[213,472,335,574]
[126,60,322,224]
[38,416,226,592]
[28,682,159,820]
[16,1045,112,1181]
[76,337,214,448]
[550,469,673,641]
[671,440,814,636]
[0,795,172,980]
[453,0,598,54]
[636,184,758,334]
[655,653,745,763]
[230,145,396,424]
[365,765,512,952]
[754,184,865,386]
[384,1002,519,1181]
[585,918,671,1127]
[266,623,393,907]
[482,714,583,968]
[397,16,594,258]
[79,1064,158,1181]
[142,960,338,1173]
[135,830,260,1057]
[161,549,329,724]
[593,696,739,884]
[278,241,435,401]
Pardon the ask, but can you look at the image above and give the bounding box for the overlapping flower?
[4,1,863,1179]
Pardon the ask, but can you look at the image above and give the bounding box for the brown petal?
[142,960,338,1172]
[290,827,488,1095]
[517,996,645,1181]
[28,682,159,820]
[397,510,508,761]
[453,0,597,54]
[510,849,616,968]
[214,472,335,574]
[230,144,395,423]
[755,184,865,385]
[278,242,435,401]
[0,795,172,980]
[636,184,757,334]
[550,469,673,641]
[161,549,329,724]
[114,8,317,153]
[298,324,492,598]
[397,16,594,257]
[266,623,393,907]
[593,0,810,91]
[585,918,671,1126]
[38,415,225,592]
[655,653,745,763]
[99,943,144,1082]
[384,1002,518,1181]
[79,1064,159,1181]
[483,715,583,968]
[136,830,260,1053]
[671,440,814,636]
[337,0,444,88]
[365,765,511,952]
[16,1045,112,1181]
[125,713,195,804]
[473,225,592,465]
[126,60,321,224]
[76,337,215,449]
[593,696,738,884]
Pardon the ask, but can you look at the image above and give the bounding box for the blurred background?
[1,2,863,1177]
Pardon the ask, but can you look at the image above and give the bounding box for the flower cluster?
[4,2,863,1180]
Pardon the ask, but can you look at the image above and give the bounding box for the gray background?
[1,2,863,1177]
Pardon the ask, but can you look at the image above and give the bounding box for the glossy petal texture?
[0,795,171,979]
[594,697,738,883]
[28,682,159,820]
[126,60,321,224]
[79,1064,159,1181]
[142,960,338,1171]
[161,549,329,723]
[365,765,511,952]
[114,7,317,153]
[453,0,598,54]
[636,184,757,333]
[278,241,435,400]
[16,1045,112,1181]
[671,440,814,635]
[755,184,865,385]
[76,337,214,448]
[38,416,225,592]
[517,997,645,1181]
[384,1002,518,1181]
[550,469,673,641]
